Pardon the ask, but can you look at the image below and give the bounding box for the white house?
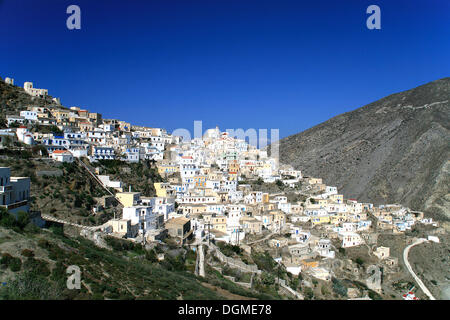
[316,239,335,258]
[141,197,175,221]
[122,205,163,235]
[283,261,302,276]
[341,232,363,248]
[0,167,30,214]
[16,126,34,145]
[20,111,38,121]
[89,146,115,162]
[124,148,140,163]
[6,115,25,126]
[97,175,122,191]
[51,150,73,163]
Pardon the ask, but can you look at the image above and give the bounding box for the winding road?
[403,238,436,300]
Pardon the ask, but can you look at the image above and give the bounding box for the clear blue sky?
[1,0,449,139]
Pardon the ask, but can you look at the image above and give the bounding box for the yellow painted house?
[157,164,179,176]
[316,198,328,206]
[311,215,331,225]
[50,109,70,123]
[178,204,207,215]
[307,177,322,185]
[270,210,287,226]
[116,192,141,207]
[228,160,240,173]
[211,216,227,233]
[154,182,171,197]
[330,214,346,225]
[330,194,344,204]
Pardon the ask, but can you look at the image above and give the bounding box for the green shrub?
[368,290,382,300]
[0,253,22,272]
[355,257,364,266]
[321,285,329,296]
[38,239,51,249]
[10,258,22,272]
[21,249,35,258]
[252,251,277,273]
[145,249,158,263]
[332,277,347,297]
[217,241,242,257]
[0,271,63,299]
[303,287,314,300]
[23,257,50,277]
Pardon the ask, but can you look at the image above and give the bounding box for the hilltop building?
[24,82,48,97]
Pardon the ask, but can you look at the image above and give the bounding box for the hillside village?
[0,76,447,300]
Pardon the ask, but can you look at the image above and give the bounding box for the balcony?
[0,199,28,211]
[0,185,13,193]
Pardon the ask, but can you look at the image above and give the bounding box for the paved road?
[403,238,436,300]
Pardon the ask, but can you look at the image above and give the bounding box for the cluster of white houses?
[2,79,179,163]
[1,76,437,283]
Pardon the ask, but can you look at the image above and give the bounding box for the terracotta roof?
[52,150,71,154]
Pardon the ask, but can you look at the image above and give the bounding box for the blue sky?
[1,0,449,139]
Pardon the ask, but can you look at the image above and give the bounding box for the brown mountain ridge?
[277,77,450,220]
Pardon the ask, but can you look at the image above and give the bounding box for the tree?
[8,121,20,128]
[303,287,314,300]
[145,249,158,263]
[0,117,7,128]
[261,272,275,286]
[355,257,364,267]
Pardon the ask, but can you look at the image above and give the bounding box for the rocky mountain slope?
[277,78,450,220]
[0,77,57,120]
